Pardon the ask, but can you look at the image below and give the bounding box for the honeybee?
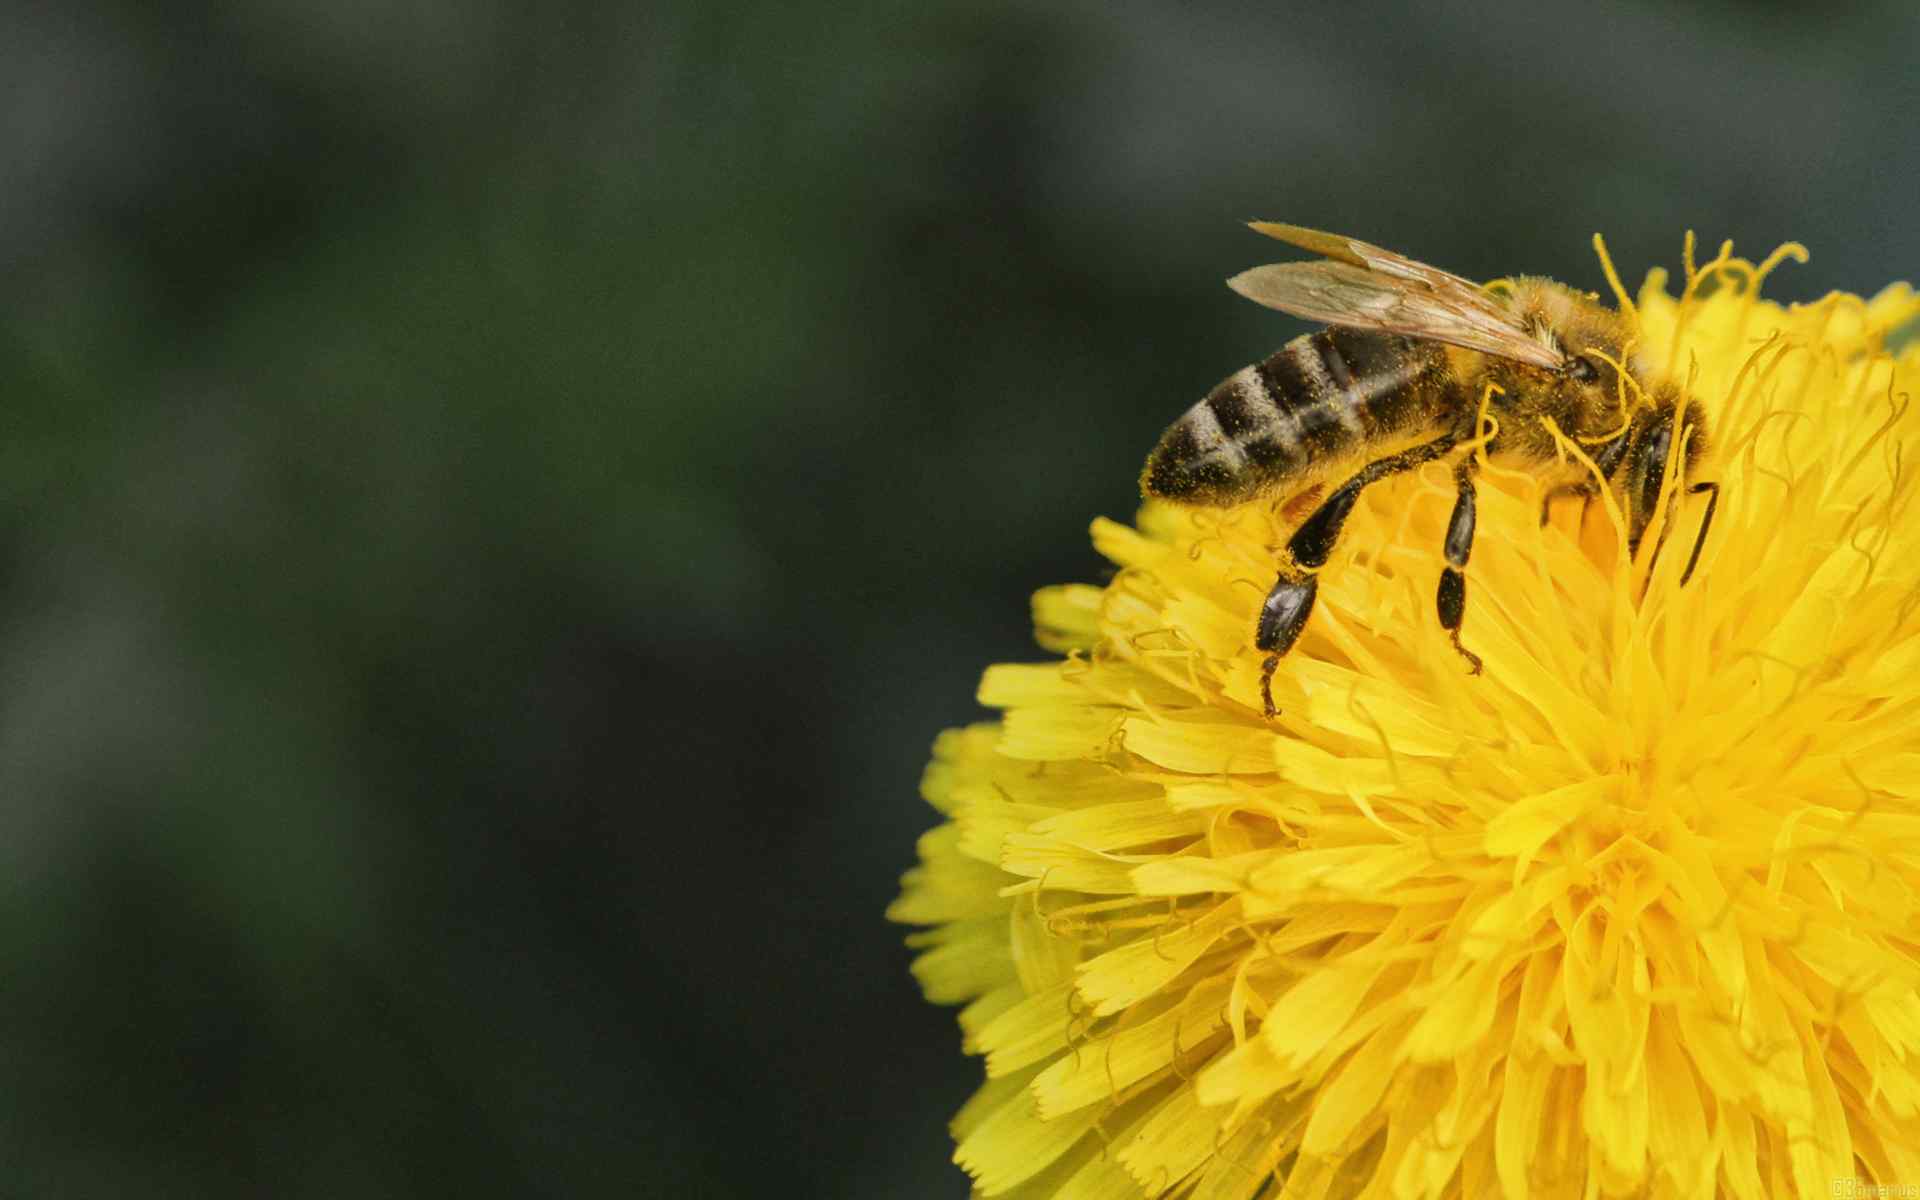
[1143,223,1719,718]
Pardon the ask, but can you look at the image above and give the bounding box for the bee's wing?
[1248,222,1487,290]
[1230,223,1567,370]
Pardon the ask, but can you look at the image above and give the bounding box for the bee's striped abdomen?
[1142,328,1444,504]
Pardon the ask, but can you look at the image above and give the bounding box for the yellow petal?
[954,1079,1103,1196]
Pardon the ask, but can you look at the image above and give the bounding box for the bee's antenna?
[1680,481,1720,586]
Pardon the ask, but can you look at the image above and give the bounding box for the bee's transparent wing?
[1227,261,1566,368]
[1248,222,1493,290]
[1229,223,1567,370]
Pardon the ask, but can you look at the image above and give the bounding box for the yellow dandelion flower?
[891,236,1920,1199]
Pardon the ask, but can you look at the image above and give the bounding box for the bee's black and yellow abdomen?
[1142,329,1445,505]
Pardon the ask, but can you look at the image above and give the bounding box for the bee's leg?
[1538,482,1597,528]
[1679,481,1720,586]
[1255,432,1458,716]
[1438,459,1483,674]
[1637,480,1722,582]
[1255,574,1315,718]
[1542,431,1629,527]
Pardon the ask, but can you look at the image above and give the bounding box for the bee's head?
[1553,348,1625,427]
[1619,393,1711,557]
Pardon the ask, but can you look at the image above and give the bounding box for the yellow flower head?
[892,237,1920,1199]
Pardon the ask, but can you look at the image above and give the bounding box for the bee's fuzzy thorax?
[1502,276,1632,365]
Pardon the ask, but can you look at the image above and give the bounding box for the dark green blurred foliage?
[0,2,1911,1196]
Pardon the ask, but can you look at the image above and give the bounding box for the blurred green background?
[0,2,1912,1196]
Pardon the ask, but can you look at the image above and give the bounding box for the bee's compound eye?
[1567,356,1599,383]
